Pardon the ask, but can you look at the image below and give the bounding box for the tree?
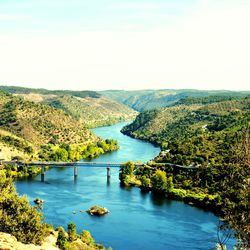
[56,148,69,161]
[80,230,94,245]
[140,175,151,190]
[0,170,48,244]
[151,170,167,193]
[166,176,174,191]
[67,223,77,242]
[119,161,135,184]
[56,227,68,250]
[120,161,134,175]
[221,126,250,249]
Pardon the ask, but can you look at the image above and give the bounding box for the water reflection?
[106,177,110,186]
[150,192,167,206]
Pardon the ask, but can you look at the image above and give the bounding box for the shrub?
[80,230,94,246]
[56,226,68,250]
[0,170,48,244]
[68,223,77,242]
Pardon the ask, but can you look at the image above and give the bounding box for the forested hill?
[0,91,119,161]
[120,96,250,247]
[100,89,250,111]
[121,95,250,166]
[0,86,137,127]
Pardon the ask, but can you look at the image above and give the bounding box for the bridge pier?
[107,167,111,179]
[41,166,45,182]
[74,166,78,179]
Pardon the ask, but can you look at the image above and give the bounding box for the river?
[15,122,235,250]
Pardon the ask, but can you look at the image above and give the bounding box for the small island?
[87,205,109,216]
[33,198,44,205]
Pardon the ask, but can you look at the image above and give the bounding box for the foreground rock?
[0,232,59,250]
[87,206,109,216]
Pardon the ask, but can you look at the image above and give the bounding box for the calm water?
[15,122,235,250]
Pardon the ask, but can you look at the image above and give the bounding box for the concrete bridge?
[1,160,144,182]
[1,160,199,182]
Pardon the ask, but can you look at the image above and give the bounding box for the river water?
[15,122,235,249]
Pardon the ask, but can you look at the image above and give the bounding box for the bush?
[56,226,68,250]
[151,170,167,193]
[140,175,151,190]
[120,161,134,175]
[0,170,48,244]
[80,230,95,246]
[68,223,77,242]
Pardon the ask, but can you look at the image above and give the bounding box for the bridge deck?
[1,161,143,168]
[1,160,199,170]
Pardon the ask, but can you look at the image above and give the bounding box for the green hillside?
[0,91,118,161]
[43,95,137,127]
[122,96,250,165]
[101,89,250,111]
[0,86,137,127]
[120,96,250,246]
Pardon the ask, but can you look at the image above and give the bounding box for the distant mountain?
[0,86,137,127]
[100,89,250,111]
[0,85,101,98]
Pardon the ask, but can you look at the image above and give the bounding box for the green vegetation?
[120,96,250,248]
[119,161,141,186]
[80,230,95,246]
[44,95,137,128]
[0,86,137,128]
[0,91,119,162]
[39,139,118,162]
[56,223,109,250]
[101,89,250,111]
[56,227,68,250]
[0,91,95,146]
[0,169,110,249]
[68,223,77,242]
[122,96,250,166]
[0,86,101,98]
[3,164,41,179]
[0,170,49,244]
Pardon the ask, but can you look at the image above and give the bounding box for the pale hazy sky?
[0,0,249,91]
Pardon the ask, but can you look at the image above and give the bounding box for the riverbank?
[119,162,222,215]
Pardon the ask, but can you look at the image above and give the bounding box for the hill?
[120,96,250,247]
[0,86,137,127]
[100,89,250,111]
[0,91,118,161]
[0,85,101,98]
[121,96,250,166]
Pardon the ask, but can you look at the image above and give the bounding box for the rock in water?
[86,205,109,216]
[33,198,44,204]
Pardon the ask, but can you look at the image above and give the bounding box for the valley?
[0,86,249,249]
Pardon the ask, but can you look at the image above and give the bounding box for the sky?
[0,0,249,91]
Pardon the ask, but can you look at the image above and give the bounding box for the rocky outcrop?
[0,232,59,250]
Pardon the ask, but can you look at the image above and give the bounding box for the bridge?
[1,160,144,182]
[1,160,199,182]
